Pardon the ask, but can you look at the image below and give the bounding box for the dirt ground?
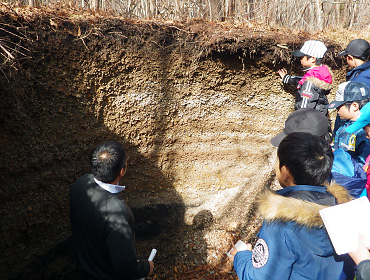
[0,4,352,280]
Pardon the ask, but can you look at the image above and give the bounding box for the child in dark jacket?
[229,132,351,280]
[278,40,333,115]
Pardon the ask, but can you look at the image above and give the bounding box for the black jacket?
[282,70,333,115]
[70,174,150,280]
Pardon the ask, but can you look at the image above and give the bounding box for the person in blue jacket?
[333,39,370,137]
[269,108,365,279]
[339,39,370,85]
[271,108,366,198]
[229,132,352,280]
[346,102,370,200]
[328,81,370,167]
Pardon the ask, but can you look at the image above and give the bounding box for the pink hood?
[299,65,333,86]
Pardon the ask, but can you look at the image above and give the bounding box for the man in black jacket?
[70,141,153,280]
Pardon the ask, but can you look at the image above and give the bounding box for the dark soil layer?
[0,5,347,280]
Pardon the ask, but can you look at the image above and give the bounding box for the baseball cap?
[270,109,329,147]
[338,39,370,59]
[327,81,370,109]
[292,40,327,58]
[345,102,370,133]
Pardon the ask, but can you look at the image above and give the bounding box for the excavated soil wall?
[0,9,347,279]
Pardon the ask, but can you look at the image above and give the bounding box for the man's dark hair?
[278,132,333,186]
[352,49,370,62]
[90,141,127,183]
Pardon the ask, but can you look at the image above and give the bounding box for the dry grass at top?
[1,1,362,80]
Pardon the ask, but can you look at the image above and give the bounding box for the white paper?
[227,240,249,257]
[319,196,370,255]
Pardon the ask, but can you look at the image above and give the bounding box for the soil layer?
[0,6,347,279]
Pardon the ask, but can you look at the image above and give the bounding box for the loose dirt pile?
[0,5,350,279]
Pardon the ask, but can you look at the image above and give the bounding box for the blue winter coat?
[333,61,370,139]
[331,148,367,198]
[346,61,370,86]
[333,120,370,166]
[233,184,351,280]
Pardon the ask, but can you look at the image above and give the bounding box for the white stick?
[139,249,157,280]
[148,249,157,261]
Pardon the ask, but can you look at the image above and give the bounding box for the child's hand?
[349,234,370,265]
[228,241,252,261]
[278,68,288,79]
[228,242,238,261]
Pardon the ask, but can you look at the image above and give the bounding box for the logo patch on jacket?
[348,134,356,151]
[252,238,269,268]
[302,91,312,99]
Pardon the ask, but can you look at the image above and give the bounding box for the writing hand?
[348,235,370,265]
[228,241,252,261]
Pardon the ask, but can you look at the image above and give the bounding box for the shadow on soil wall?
[0,18,194,279]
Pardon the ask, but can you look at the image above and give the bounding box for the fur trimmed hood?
[306,75,333,90]
[257,183,352,228]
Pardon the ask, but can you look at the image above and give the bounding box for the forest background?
[5,0,370,31]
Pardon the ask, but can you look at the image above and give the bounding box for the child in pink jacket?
[278,40,333,115]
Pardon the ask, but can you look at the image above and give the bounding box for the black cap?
[338,39,370,59]
[270,109,329,147]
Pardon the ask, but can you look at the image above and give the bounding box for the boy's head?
[292,40,327,67]
[277,132,333,187]
[346,102,370,139]
[338,39,370,66]
[327,81,370,120]
[270,109,331,147]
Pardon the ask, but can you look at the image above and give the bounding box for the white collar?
[94,178,126,193]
